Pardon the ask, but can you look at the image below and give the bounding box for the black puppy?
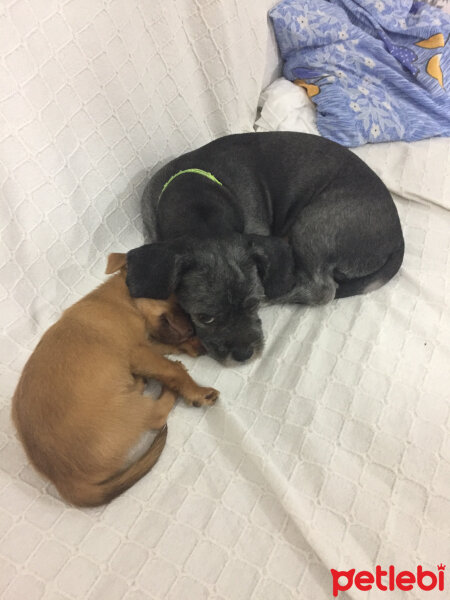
[127,132,404,362]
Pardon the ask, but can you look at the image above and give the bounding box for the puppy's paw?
[173,360,188,372]
[186,387,219,408]
[179,337,206,357]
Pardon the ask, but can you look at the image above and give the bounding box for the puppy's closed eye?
[195,314,215,325]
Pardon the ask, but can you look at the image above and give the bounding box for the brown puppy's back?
[55,426,168,507]
[12,271,175,507]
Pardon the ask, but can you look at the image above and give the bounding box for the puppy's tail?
[335,244,404,299]
[62,425,168,507]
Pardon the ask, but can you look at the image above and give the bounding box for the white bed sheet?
[1,4,450,600]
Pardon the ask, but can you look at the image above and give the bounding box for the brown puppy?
[12,253,218,507]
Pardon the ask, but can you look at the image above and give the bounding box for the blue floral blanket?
[269,0,450,145]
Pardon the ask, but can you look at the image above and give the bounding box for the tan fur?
[12,254,218,507]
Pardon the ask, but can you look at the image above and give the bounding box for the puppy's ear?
[105,252,127,274]
[247,234,296,299]
[126,242,189,299]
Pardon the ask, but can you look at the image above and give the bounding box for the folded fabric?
[269,0,450,145]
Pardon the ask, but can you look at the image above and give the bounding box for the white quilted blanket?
[1,3,449,600]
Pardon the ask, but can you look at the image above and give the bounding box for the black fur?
[129,132,404,361]
[126,235,285,361]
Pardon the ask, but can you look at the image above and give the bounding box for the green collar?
[159,168,223,200]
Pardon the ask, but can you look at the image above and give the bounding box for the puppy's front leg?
[147,337,205,357]
[130,345,218,407]
[179,337,206,357]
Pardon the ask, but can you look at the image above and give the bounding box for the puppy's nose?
[231,347,253,362]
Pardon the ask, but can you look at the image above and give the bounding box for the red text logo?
[331,564,445,597]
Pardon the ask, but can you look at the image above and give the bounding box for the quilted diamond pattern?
[1,2,450,600]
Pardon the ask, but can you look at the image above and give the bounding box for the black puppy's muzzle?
[203,337,261,363]
[231,346,254,362]
[196,315,263,362]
